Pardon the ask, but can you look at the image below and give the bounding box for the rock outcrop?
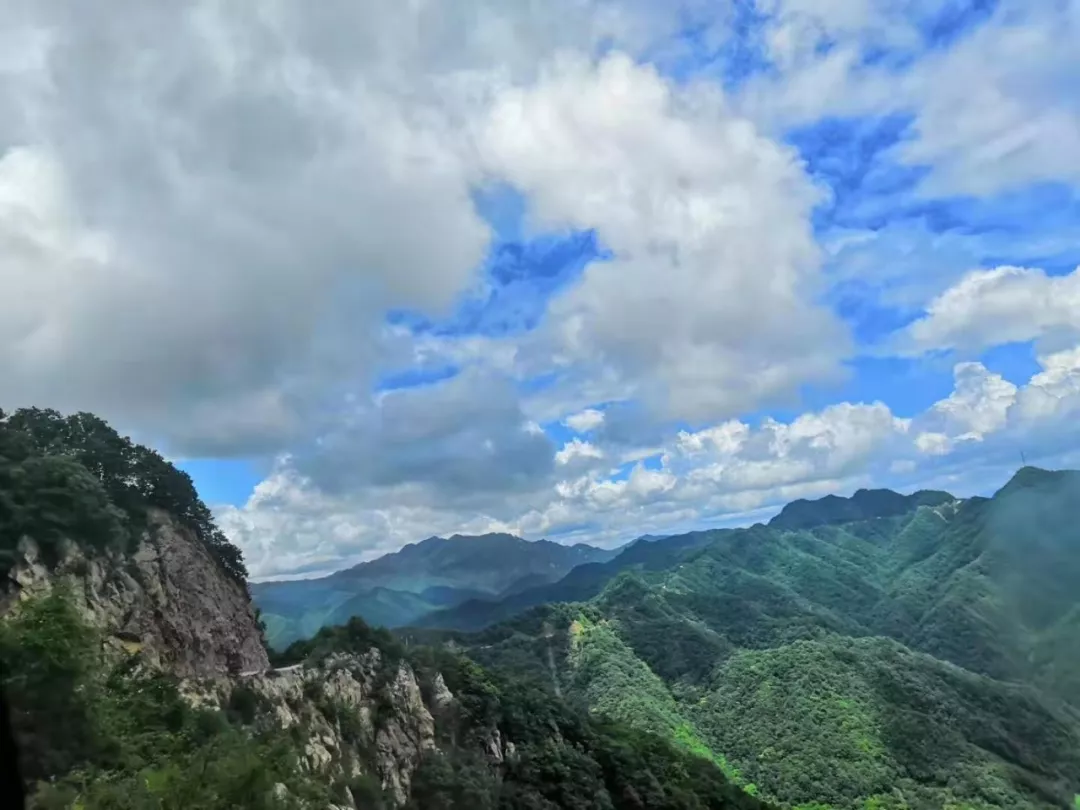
[1,508,268,678]
[0,505,482,806]
[186,650,440,806]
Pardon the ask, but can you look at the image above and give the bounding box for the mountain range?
[253,484,973,644]
[252,532,618,647]
[4,406,1079,809]
[1,406,771,810]
[389,468,1080,809]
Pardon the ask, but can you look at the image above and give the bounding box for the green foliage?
[400,666,771,810]
[1,590,334,809]
[0,407,247,584]
[769,488,953,531]
[276,610,772,810]
[0,588,103,780]
[447,468,1080,810]
[270,614,406,668]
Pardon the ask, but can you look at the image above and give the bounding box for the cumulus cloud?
[1011,346,1080,438]
[896,266,1080,356]
[0,0,857,457]
[910,362,1018,456]
[477,52,849,423]
[739,0,1080,196]
[222,339,1080,579]
[564,408,606,433]
[0,2,503,453]
[292,370,554,504]
[554,438,605,467]
[0,0,715,452]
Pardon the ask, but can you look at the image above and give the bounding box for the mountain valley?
[3,407,1079,809]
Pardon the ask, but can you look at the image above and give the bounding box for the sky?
[1,0,1079,581]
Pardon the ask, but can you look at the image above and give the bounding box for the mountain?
[2,407,765,809]
[253,533,617,648]
[418,486,966,635]
[329,532,617,592]
[768,486,955,530]
[428,469,1080,809]
[412,526,722,632]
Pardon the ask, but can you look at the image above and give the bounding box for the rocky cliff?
[1,507,269,678]
[185,650,451,807]
[0,507,466,806]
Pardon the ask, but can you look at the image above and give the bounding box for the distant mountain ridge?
[329,531,617,593]
[416,482,963,634]
[252,532,617,648]
[412,527,724,632]
[768,487,955,530]
[429,467,1080,809]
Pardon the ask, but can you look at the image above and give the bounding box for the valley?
[3,407,1079,809]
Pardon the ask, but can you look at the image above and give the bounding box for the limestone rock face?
[192,651,439,806]
[1,508,268,678]
[0,508,469,807]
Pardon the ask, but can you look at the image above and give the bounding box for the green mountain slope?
[434,469,1080,809]
[698,636,1079,809]
[769,488,954,531]
[2,406,772,810]
[412,527,723,632]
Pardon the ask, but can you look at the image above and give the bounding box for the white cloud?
[555,438,605,466]
[920,362,1018,438]
[894,1,1080,197]
[564,408,606,433]
[223,341,1080,579]
[0,0,717,454]
[0,3,503,453]
[739,0,1080,196]
[1012,345,1080,427]
[477,52,848,423]
[897,266,1080,356]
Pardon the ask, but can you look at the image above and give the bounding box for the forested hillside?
[0,407,246,585]
[1,407,770,809]
[5,407,1079,809]
[416,469,1080,810]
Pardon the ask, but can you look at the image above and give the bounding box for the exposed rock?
[190,651,438,806]
[431,671,455,710]
[484,728,505,764]
[1,508,268,678]
[0,505,466,807]
[375,662,437,804]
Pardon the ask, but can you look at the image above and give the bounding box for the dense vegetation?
[0,589,332,808]
[4,406,1078,809]
[271,616,772,810]
[0,407,247,585]
[3,591,771,810]
[430,469,1080,809]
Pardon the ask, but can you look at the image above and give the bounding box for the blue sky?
[4,0,1079,579]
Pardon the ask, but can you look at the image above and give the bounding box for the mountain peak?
[769,487,954,531]
[995,466,1080,497]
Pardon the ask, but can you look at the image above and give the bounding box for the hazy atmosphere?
[3,0,1079,581]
